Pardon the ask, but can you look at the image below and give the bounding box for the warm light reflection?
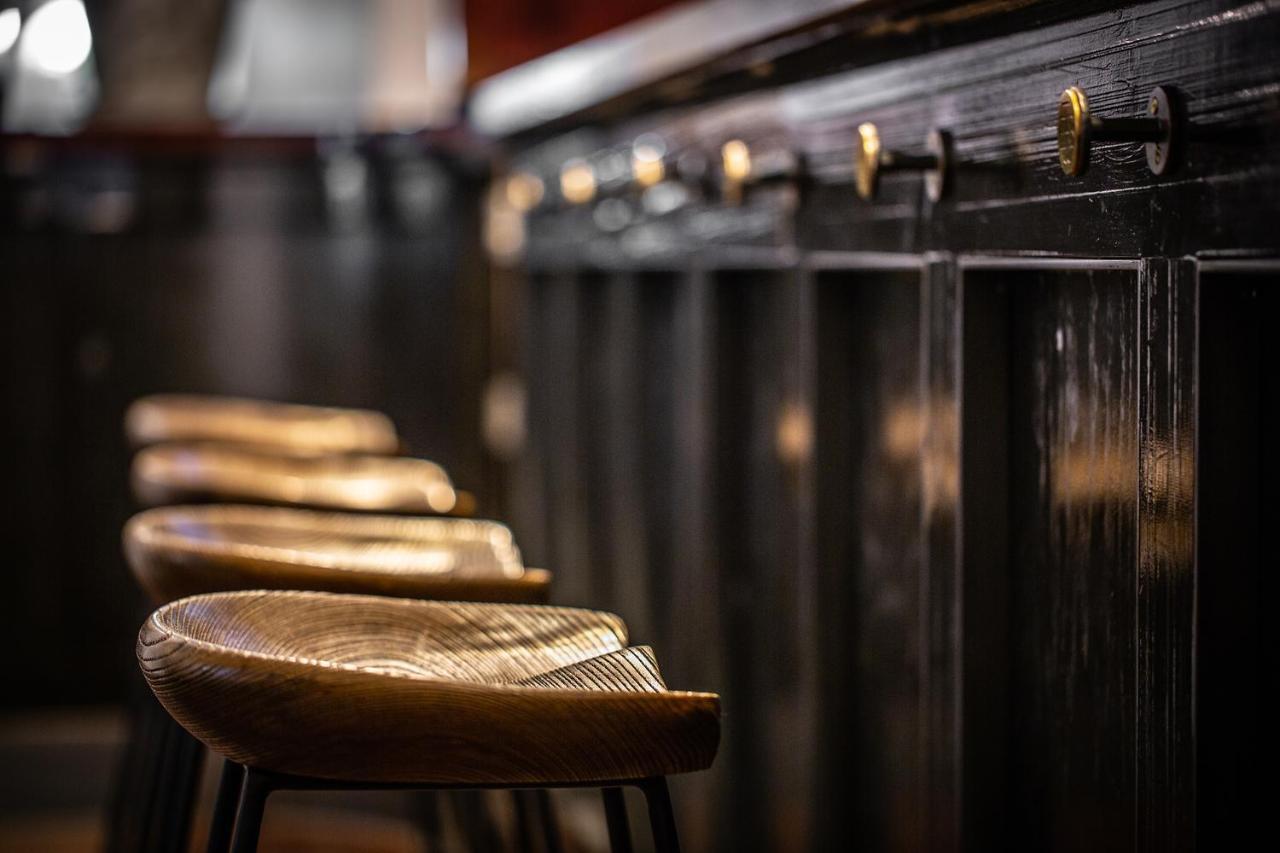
[878,394,1183,511]
[22,0,91,75]
[559,159,596,204]
[776,400,813,465]
[143,507,525,580]
[882,397,959,510]
[1146,427,1192,568]
[857,122,881,162]
[133,444,459,517]
[1051,449,1136,504]
[0,8,21,56]
[485,182,526,261]
[425,481,458,515]
[632,135,667,188]
[882,399,924,460]
[1049,435,1195,508]
[504,171,544,212]
[721,139,752,184]
[482,372,527,459]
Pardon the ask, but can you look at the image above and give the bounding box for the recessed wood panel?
[812,269,924,852]
[708,270,808,852]
[964,268,1142,853]
[637,274,682,651]
[1195,271,1270,850]
[1010,270,1138,852]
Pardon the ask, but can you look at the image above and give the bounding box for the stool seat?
[124,505,550,605]
[132,443,464,515]
[138,592,720,786]
[126,394,401,455]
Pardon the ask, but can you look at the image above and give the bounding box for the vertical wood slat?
[755,272,810,852]
[670,271,723,691]
[960,266,1142,852]
[921,258,961,852]
[957,271,1011,853]
[1135,259,1197,853]
[636,275,682,653]
[809,270,861,852]
[577,275,616,608]
[790,270,819,853]
[537,273,593,606]
[1194,268,1269,849]
[1020,270,1140,849]
[811,268,925,852]
[600,274,654,640]
[667,271,725,853]
[492,267,548,565]
[708,271,780,851]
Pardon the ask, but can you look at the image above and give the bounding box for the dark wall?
[0,143,488,708]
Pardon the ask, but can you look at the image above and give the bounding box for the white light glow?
[23,0,92,75]
[0,8,21,56]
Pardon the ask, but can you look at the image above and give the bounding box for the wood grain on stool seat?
[138,591,720,786]
[131,443,464,515]
[514,646,667,692]
[124,505,550,605]
[126,394,401,456]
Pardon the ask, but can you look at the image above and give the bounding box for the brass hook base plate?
[1145,86,1179,176]
[1057,86,1089,176]
[855,123,950,201]
[924,129,951,202]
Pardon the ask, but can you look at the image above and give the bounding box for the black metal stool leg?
[206,760,246,853]
[106,686,163,853]
[512,790,537,852]
[639,778,680,853]
[109,684,207,853]
[108,601,169,853]
[601,787,633,853]
[410,792,447,851]
[152,707,193,850]
[229,768,274,853]
[534,789,563,853]
[154,719,205,853]
[139,694,184,853]
[448,790,504,852]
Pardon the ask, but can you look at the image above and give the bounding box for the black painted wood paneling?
[1134,258,1196,853]
[1194,269,1270,851]
[813,269,925,852]
[709,270,810,851]
[514,0,1280,266]
[1007,269,1139,852]
[496,1,1274,850]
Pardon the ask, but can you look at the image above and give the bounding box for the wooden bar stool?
[125,394,402,455]
[124,505,549,604]
[118,505,552,851]
[131,443,474,516]
[111,396,467,851]
[115,391,397,853]
[137,591,721,853]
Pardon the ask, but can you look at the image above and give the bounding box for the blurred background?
[0,0,674,849]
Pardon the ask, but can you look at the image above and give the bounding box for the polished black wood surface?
[1001,269,1139,851]
[490,0,1274,850]
[507,0,1279,263]
[1195,272,1268,850]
